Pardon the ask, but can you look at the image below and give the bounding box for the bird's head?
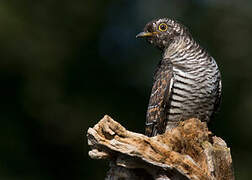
[136,18,189,50]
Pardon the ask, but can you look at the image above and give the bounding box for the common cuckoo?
[136,18,222,137]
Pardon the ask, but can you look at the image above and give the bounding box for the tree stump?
[87,115,234,180]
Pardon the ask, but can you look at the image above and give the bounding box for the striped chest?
[167,58,220,123]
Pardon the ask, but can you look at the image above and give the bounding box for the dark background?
[1,0,252,179]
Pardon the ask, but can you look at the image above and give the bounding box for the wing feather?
[145,61,173,137]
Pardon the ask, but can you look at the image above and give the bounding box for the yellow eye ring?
[158,23,168,32]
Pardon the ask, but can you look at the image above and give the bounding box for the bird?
[136,18,222,137]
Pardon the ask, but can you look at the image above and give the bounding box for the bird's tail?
[145,123,158,137]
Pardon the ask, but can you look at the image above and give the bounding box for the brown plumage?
[137,18,222,137]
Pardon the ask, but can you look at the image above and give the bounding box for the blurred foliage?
[1,0,252,179]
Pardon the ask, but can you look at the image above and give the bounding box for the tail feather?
[145,123,158,137]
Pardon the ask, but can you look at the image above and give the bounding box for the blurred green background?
[1,0,252,179]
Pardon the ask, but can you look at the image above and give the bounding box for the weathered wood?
[87,115,234,180]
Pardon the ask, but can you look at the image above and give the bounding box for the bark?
[87,115,234,180]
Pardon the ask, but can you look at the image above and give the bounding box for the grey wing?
[145,63,174,137]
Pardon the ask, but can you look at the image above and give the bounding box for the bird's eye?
[158,23,168,32]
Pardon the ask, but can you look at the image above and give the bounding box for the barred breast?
[164,37,221,131]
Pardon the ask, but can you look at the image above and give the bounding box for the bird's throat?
[163,37,189,59]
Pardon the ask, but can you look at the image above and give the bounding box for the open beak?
[136,32,154,38]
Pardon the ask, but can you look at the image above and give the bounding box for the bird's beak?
[136,32,154,38]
